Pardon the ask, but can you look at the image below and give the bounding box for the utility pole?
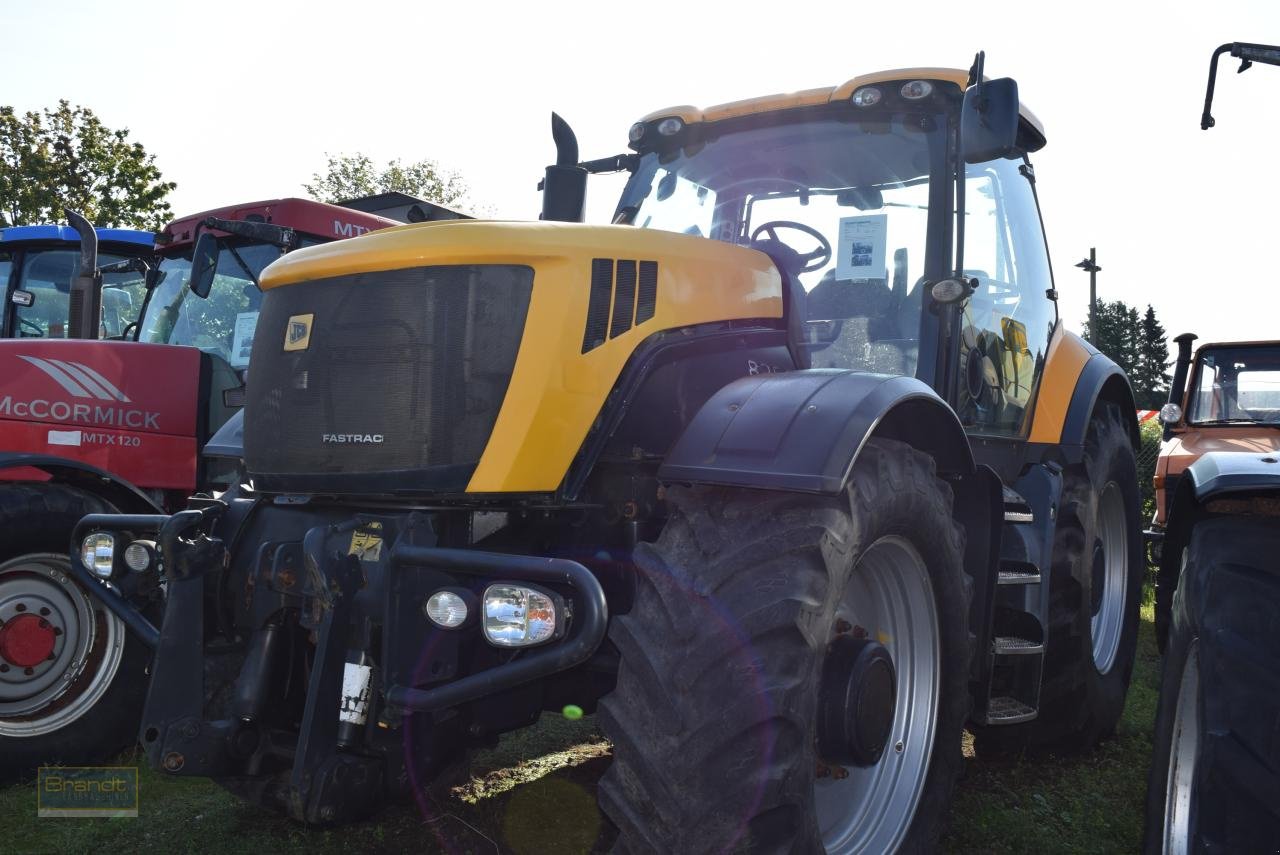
[1075,248,1101,344]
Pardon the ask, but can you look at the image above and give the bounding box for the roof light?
[656,117,684,137]
[900,80,934,100]
[628,122,646,143]
[851,87,882,107]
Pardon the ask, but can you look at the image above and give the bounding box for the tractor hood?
[0,339,203,490]
[246,221,783,495]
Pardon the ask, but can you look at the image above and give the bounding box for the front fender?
[658,370,974,494]
[0,452,164,514]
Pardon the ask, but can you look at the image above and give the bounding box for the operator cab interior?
[618,111,942,378]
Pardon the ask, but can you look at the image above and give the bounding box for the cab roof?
[0,225,154,247]
[157,197,399,250]
[639,67,1046,142]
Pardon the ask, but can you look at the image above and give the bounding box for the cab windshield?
[8,248,147,338]
[616,114,945,377]
[138,239,285,369]
[1188,345,1280,426]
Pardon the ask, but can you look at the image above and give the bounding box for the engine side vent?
[636,260,658,324]
[581,258,658,353]
[610,260,637,339]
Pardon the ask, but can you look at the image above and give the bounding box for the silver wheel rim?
[1163,640,1201,855]
[0,554,125,737]
[816,536,939,854]
[1091,481,1128,674]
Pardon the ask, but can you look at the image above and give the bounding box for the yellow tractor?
[74,55,1143,852]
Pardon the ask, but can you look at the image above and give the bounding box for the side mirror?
[189,232,219,299]
[961,77,1021,164]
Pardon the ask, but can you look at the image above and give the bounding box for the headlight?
[483,584,562,647]
[1159,403,1183,424]
[122,540,156,573]
[628,122,646,143]
[80,533,115,579]
[424,589,470,629]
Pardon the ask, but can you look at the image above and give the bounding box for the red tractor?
[0,197,417,778]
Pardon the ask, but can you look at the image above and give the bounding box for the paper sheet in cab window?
[835,214,887,281]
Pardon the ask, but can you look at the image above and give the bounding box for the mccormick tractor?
[0,197,404,780]
[77,59,1143,852]
[1143,41,1280,854]
[1,218,154,340]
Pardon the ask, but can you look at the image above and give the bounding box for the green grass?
[1,601,1161,854]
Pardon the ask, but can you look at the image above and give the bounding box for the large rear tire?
[0,484,149,783]
[981,401,1143,753]
[598,439,971,853]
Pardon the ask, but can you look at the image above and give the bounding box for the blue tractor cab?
[0,223,155,339]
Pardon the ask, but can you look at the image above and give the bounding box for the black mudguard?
[658,370,975,493]
[1060,353,1139,453]
[0,452,163,514]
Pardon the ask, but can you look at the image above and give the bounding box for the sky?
[3,0,1278,346]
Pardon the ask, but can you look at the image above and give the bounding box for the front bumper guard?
[75,508,608,824]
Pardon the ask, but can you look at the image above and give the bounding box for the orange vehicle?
[1148,334,1280,543]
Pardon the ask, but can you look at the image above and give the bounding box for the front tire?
[599,439,970,853]
[1143,516,1280,853]
[0,485,149,783]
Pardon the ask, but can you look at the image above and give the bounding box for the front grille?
[244,265,533,494]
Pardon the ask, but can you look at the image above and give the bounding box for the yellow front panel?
[261,222,784,493]
[1027,324,1093,444]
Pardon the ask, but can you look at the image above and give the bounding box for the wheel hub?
[0,614,57,668]
[817,635,896,767]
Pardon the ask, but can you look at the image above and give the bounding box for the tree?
[0,101,175,230]
[304,153,470,209]
[1082,299,1170,408]
[1134,305,1171,409]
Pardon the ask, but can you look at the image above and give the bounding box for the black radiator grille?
[244,265,533,493]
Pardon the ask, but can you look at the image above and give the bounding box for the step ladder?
[983,474,1058,726]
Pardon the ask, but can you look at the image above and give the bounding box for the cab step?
[997,560,1041,585]
[1002,484,1035,523]
[993,635,1045,655]
[986,695,1038,724]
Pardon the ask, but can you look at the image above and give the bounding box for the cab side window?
[957,157,1057,436]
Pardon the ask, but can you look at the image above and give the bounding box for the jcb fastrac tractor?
[78,59,1143,852]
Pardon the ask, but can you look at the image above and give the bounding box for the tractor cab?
[0,224,154,339]
[602,66,1056,448]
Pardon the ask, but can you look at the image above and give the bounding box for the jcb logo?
[284,314,314,352]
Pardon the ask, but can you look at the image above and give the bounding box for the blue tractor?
[1,214,154,340]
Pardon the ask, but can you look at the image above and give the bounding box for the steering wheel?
[18,318,44,337]
[750,221,832,273]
